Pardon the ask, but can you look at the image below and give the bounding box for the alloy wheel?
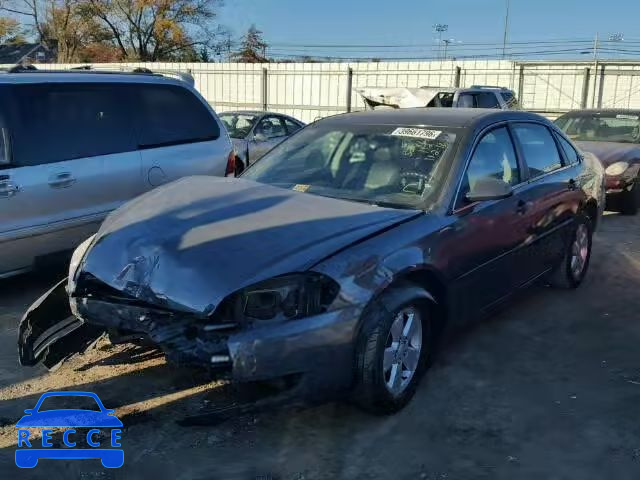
[570,223,589,279]
[383,307,422,396]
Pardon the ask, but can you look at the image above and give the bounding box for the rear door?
[0,82,142,275]
[134,83,225,188]
[510,122,582,275]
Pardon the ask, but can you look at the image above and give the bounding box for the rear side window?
[11,83,136,166]
[135,85,219,148]
[512,123,563,179]
[556,134,580,165]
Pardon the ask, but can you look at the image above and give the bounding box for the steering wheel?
[400,171,430,194]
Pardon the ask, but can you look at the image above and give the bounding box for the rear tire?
[548,215,593,289]
[353,288,433,414]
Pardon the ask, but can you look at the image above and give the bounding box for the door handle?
[0,180,19,198]
[567,178,577,191]
[48,172,76,188]
[516,199,528,215]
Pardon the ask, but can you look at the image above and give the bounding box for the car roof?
[559,108,640,117]
[0,71,188,87]
[317,108,546,129]
[220,110,299,119]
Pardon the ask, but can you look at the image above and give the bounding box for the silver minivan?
[0,70,233,278]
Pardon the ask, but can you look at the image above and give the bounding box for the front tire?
[353,289,432,414]
[548,215,593,289]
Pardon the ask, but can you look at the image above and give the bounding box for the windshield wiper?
[327,195,415,210]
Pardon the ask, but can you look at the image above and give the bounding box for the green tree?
[233,24,268,63]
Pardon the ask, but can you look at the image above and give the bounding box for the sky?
[218,0,640,60]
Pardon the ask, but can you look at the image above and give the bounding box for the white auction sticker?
[391,127,442,140]
[616,114,639,120]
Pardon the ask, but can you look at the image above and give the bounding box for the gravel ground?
[0,211,638,480]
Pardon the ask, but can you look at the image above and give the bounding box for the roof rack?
[2,64,195,86]
[469,85,510,90]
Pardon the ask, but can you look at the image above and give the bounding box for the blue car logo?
[15,391,123,468]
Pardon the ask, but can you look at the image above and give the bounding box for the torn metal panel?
[355,87,444,109]
[18,278,104,369]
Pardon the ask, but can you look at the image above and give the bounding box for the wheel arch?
[582,198,599,230]
[356,266,449,343]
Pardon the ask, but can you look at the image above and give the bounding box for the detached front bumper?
[72,296,361,391]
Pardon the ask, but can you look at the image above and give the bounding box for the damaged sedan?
[19,109,604,414]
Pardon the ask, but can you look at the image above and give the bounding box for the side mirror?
[253,133,267,142]
[465,177,513,203]
[24,409,33,414]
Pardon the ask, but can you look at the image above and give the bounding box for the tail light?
[225,150,236,177]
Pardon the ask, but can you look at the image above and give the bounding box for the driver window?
[255,117,287,140]
[458,127,520,206]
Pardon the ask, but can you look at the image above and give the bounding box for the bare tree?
[81,0,225,61]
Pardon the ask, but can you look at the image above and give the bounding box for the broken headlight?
[225,273,340,322]
[68,234,95,290]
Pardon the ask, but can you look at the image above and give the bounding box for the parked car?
[19,109,604,414]
[555,109,640,214]
[356,85,519,110]
[219,111,305,173]
[0,69,233,279]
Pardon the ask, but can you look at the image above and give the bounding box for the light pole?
[442,39,452,60]
[433,23,448,59]
[502,0,510,58]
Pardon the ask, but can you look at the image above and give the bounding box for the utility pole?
[502,0,510,58]
[591,32,599,107]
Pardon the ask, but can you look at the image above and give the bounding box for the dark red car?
[555,109,640,214]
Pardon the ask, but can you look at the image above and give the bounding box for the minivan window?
[512,123,563,179]
[136,85,220,148]
[476,92,501,109]
[11,83,137,166]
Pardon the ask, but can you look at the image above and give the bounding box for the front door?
[443,125,532,320]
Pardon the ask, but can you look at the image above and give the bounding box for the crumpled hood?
[575,141,640,167]
[355,87,441,109]
[80,176,420,315]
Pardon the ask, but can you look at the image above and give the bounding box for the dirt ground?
[0,212,638,480]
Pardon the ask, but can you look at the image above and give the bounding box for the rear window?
[502,91,519,109]
[11,83,137,166]
[135,84,220,148]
